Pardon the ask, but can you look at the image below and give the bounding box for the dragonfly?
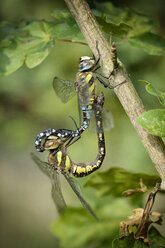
[35,42,124,152]
[31,93,105,219]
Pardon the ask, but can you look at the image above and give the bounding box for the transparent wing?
[53,77,76,103]
[51,170,66,215]
[62,172,98,220]
[89,106,114,132]
[102,107,114,131]
[31,153,66,215]
[31,152,52,178]
[78,93,82,125]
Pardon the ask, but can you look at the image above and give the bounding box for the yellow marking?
[72,165,77,173]
[97,111,99,114]
[87,104,92,109]
[89,100,94,106]
[76,166,86,174]
[89,96,94,101]
[86,165,92,173]
[47,135,58,140]
[97,121,101,127]
[97,160,101,167]
[85,73,92,83]
[92,165,97,169]
[57,151,62,166]
[82,167,86,174]
[89,83,95,92]
[76,167,81,174]
[99,133,103,141]
[100,147,105,155]
[65,155,71,170]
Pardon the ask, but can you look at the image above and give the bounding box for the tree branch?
[64,0,165,189]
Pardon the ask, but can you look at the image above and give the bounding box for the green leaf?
[129,32,165,55]
[84,167,160,197]
[25,49,49,68]
[94,3,165,56]
[51,199,132,248]
[112,235,135,248]
[148,226,165,247]
[112,227,165,248]
[137,109,165,137]
[52,208,116,248]
[52,9,85,42]
[0,44,25,75]
[94,10,131,37]
[0,12,86,75]
[1,5,165,76]
[94,2,156,37]
[0,20,55,75]
[112,235,148,248]
[139,80,165,106]
[51,9,74,23]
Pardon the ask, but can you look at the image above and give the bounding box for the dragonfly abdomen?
[77,72,96,134]
[71,93,105,178]
[70,142,105,178]
[71,160,102,177]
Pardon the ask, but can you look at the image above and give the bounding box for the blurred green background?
[0,0,165,247]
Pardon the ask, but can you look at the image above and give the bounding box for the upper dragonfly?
[32,93,105,220]
[35,42,122,152]
[53,42,123,135]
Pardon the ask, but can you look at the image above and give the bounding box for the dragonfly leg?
[63,134,73,143]
[96,71,113,79]
[94,41,114,78]
[93,65,100,72]
[96,76,126,89]
[69,115,79,130]
[65,135,81,148]
[93,40,100,67]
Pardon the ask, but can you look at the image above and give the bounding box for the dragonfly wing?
[31,153,66,215]
[31,152,52,178]
[62,172,98,220]
[53,77,76,103]
[102,106,114,131]
[51,170,66,215]
[89,105,114,132]
[78,93,82,125]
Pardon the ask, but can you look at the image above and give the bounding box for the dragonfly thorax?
[48,150,72,172]
[78,56,95,72]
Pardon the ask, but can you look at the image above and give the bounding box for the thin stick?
[64,0,165,189]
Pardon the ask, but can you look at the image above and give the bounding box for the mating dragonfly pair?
[32,42,123,219]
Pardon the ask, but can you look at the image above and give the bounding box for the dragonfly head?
[43,135,61,150]
[78,56,95,72]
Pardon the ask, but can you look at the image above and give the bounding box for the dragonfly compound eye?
[43,138,60,150]
[78,56,95,72]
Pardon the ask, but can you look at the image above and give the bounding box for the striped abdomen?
[47,93,105,177]
[71,93,105,177]
[75,71,96,134]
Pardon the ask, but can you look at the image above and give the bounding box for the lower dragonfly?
[31,93,105,219]
[35,42,124,152]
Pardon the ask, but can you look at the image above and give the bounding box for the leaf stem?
[55,39,87,46]
[64,0,165,189]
